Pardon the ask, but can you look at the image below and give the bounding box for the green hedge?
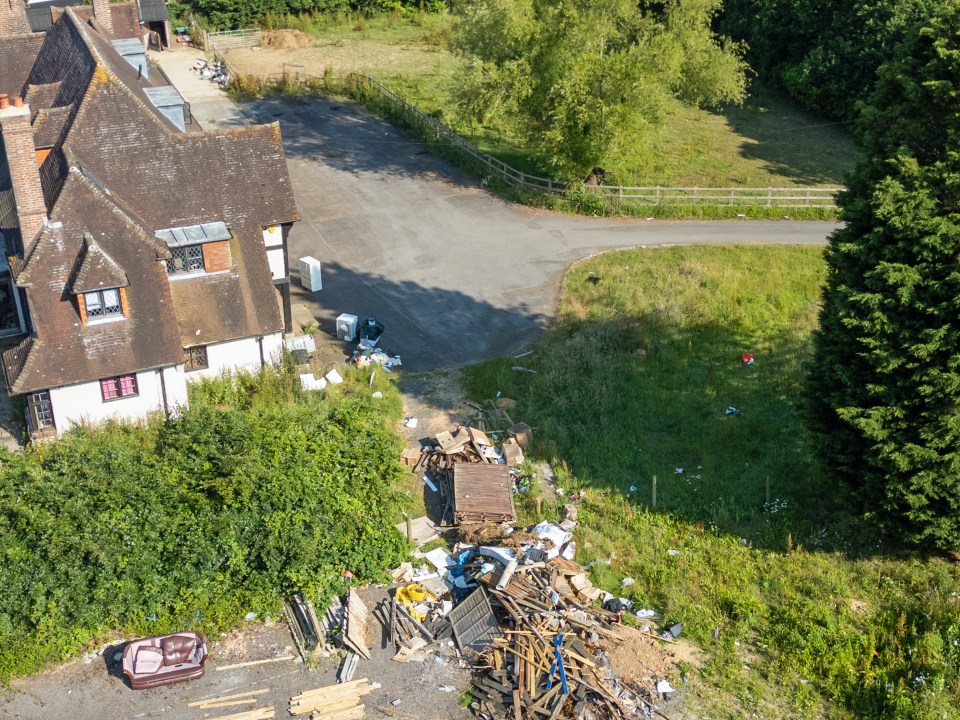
[0,364,408,679]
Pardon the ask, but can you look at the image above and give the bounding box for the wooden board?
[342,588,371,660]
[453,463,515,524]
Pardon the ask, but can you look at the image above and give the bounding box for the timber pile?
[288,678,380,719]
[465,558,662,719]
[188,690,274,719]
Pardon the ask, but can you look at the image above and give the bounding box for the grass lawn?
[228,13,860,189]
[462,246,960,719]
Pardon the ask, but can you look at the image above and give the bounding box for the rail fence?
[234,66,844,209]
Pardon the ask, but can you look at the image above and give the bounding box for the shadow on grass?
[717,84,861,187]
[462,310,894,559]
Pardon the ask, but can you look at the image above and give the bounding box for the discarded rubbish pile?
[378,517,676,720]
[404,422,534,526]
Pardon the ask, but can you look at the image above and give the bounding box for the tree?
[451,0,747,180]
[805,5,960,549]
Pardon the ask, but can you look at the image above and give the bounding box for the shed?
[453,463,515,524]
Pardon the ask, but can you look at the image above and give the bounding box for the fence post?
[656,187,661,205]
[767,188,773,207]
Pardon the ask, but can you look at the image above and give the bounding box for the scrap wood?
[342,588,371,659]
[216,655,295,671]
[188,689,270,707]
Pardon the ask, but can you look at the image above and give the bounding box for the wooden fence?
[238,68,844,209]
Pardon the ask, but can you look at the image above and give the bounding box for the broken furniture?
[122,631,207,689]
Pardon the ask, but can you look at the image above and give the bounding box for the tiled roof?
[1,8,300,394]
[25,80,62,109]
[71,234,130,293]
[3,169,183,394]
[31,105,71,147]
[49,2,141,39]
[0,35,45,96]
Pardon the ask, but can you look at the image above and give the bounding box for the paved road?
[244,96,837,368]
[146,57,839,369]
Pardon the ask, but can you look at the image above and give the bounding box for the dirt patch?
[397,370,473,447]
[605,625,671,692]
[262,29,316,50]
[224,38,450,80]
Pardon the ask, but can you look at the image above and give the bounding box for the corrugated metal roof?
[143,85,183,108]
[112,38,146,56]
[137,0,169,22]
[155,222,232,248]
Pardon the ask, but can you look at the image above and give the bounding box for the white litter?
[667,549,681,557]
[324,368,344,385]
[656,680,676,694]
[403,416,418,428]
[636,608,657,618]
[424,547,453,572]
[299,373,327,391]
[423,475,438,493]
[621,577,635,588]
[372,391,383,399]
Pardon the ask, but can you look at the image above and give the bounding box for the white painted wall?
[263,226,287,280]
[266,247,286,280]
[185,333,282,381]
[49,367,187,433]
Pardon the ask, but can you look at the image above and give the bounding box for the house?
[25,0,173,49]
[0,4,300,439]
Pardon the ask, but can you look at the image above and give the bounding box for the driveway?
[242,96,838,369]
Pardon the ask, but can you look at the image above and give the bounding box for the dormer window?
[84,288,123,319]
[166,245,205,275]
[156,222,233,277]
[70,234,129,325]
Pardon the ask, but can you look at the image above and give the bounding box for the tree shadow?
[457,309,903,560]
[715,84,861,186]
[243,95,478,185]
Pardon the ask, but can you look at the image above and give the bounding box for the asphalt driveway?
[243,96,839,369]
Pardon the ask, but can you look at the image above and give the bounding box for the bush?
[0,364,408,680]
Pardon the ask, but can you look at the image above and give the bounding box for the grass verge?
[462,246,960,719]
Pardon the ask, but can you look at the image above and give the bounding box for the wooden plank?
[343,589,371,659]
[215,656,294,671]
[188,689,270,706]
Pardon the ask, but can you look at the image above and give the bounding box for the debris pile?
[408,419,534,525]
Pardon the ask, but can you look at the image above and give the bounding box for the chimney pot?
[0,94,8,110]
[12,97,23,108]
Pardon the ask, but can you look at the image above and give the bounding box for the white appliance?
[298,256,323,291]
[337,313,358,342]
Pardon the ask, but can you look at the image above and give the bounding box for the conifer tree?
[806,6,960,548]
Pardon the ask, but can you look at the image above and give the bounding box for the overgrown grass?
[0,360,411,680]
[229,12,859,192]
[463,247,960,719]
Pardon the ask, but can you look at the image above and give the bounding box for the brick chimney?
[0,0,31,37]
[91,0,113,36]
[0,96,47,246]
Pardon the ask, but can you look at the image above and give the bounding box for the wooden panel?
[453,464,515,524]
